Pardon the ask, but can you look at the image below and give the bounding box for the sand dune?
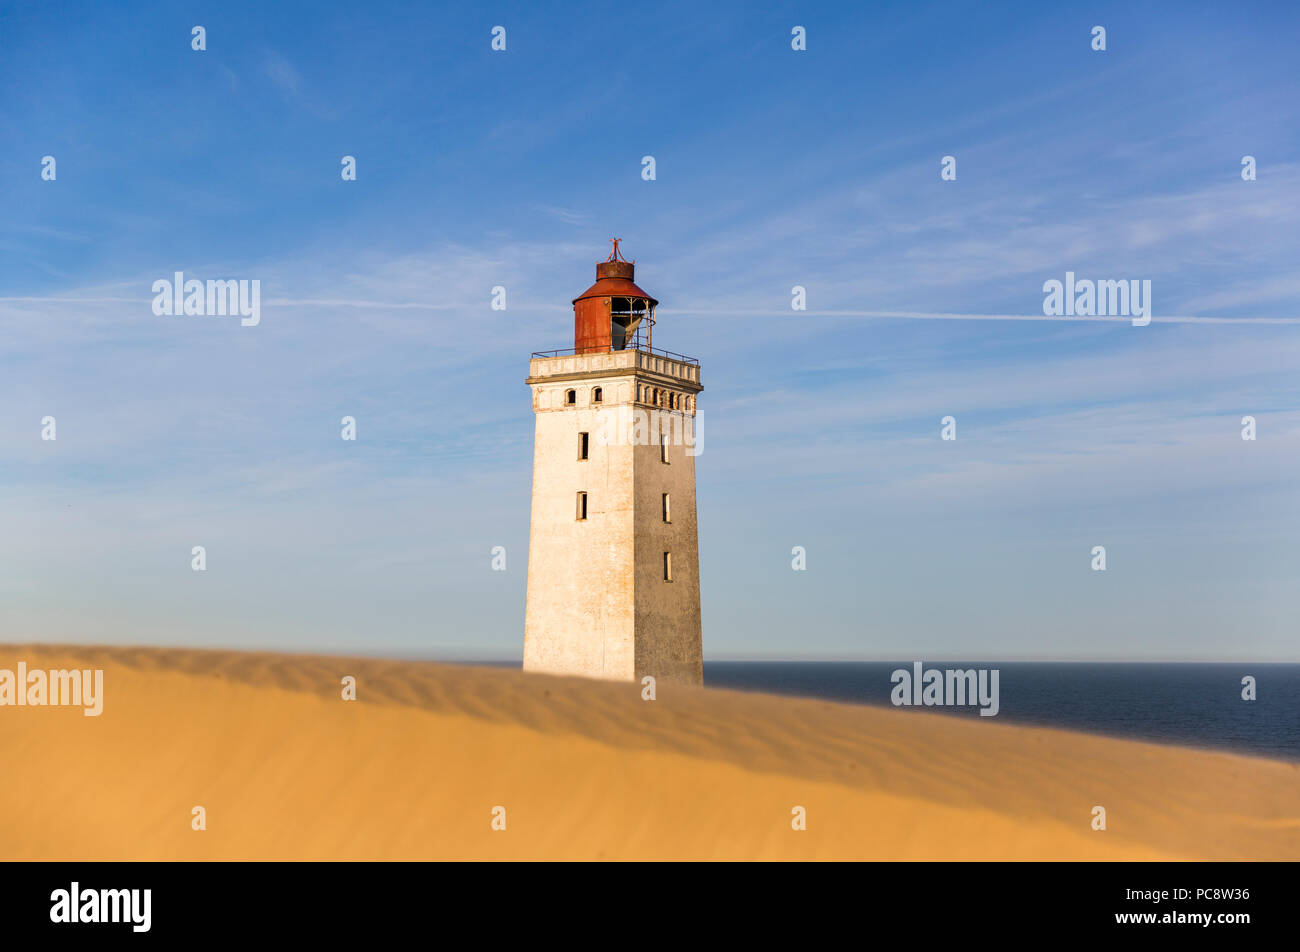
[0,645,1296,860]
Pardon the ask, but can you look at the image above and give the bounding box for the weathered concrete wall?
[522,378,636,680]
[633,412,703,684]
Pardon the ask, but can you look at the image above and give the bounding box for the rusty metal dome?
[571,239,658,306]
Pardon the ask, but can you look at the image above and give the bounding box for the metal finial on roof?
[606,238,633,264]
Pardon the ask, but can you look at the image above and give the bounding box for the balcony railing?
[531,340,699,365]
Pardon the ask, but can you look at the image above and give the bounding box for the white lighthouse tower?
[523,241,703,685]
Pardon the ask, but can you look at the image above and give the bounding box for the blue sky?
[1,0,1298,660]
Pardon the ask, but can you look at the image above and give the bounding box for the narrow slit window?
[660,432,668,463]
[662,492,671,523]
[579,432,589,460]
[576,491,588,521]
[663,551,672,581]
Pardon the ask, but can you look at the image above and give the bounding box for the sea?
[701,662,1300,762]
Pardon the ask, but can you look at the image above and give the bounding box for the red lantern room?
[572,239,658,355]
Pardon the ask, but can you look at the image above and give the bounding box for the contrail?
[4,298,1297,324]
[0,296,563,311]
[682,308,1300,325]
[0,296,146,304]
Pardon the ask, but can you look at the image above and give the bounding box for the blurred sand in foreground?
[1,645,1296,860]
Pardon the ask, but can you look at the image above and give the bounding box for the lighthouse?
[523,241,703,685]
